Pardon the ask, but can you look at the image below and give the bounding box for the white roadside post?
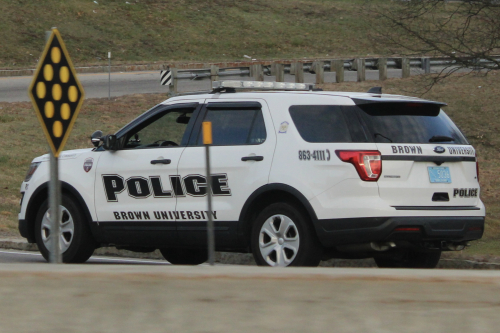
[203,121,215,265]
[108,52,111,100]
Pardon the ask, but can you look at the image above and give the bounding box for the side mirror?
[103,134,118,151]
[91,130,103,147]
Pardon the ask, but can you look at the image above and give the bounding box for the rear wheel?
[374,250,441,268]
[35,196,96,263]
[159,248,207,265]
[251,202,322,267]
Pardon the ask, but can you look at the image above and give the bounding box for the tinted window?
[355,103,468,144]
[124,109,194,149]
[289,105,352,143]
[198,109,266,145]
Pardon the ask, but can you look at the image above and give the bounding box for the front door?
[94,102,202,247]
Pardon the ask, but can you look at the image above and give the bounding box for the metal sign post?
[28,28,85,263]
[46,29,61,264]
[49,153,61,263]
[203,121,215,265]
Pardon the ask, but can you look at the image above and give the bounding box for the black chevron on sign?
[160,70,172,86]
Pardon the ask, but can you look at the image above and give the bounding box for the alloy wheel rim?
[259,214,300,266]
[41,205,74,253]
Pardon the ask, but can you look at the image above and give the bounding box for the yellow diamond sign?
[28,28,85,158]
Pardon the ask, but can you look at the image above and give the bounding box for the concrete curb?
[1,237,499,269]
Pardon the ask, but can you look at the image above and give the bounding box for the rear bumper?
[315,216,485,247]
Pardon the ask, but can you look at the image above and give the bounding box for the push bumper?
[315,216,485,248]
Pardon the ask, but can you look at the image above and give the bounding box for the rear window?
[355,102,468,144]
[289,105,353,143]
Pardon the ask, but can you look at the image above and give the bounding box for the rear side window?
[289,105,352,143]
[197,108,266,146]
[354,102,468,144]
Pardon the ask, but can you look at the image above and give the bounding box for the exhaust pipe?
[441,241,470,251]
[337,242,396,253]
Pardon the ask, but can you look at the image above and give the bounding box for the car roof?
[161,90,446,106]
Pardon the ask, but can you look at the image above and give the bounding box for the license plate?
[428,166,451,183]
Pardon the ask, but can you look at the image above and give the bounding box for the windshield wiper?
[374,132,393,143]
[429,135,455,142]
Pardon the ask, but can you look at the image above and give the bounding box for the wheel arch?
[238,183,318,250]
[24,181,93,243]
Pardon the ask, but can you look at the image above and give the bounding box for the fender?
[237,183,319,244]
[24,181,94,242]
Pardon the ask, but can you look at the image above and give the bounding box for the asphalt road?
[0,68,422,103]
[0,248,169,265]
[0,264,499,333]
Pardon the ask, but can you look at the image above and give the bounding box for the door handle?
[241,156,264,162]
[151,159,171,165]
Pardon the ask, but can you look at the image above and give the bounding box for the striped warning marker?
[160,70,172,86]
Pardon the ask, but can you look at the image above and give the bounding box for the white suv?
[18,82,485,268]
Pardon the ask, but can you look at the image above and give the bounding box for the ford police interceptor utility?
[18,81,485,268]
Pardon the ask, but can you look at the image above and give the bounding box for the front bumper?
[315,216,485,248]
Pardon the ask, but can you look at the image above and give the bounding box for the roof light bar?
[212,81,315,91]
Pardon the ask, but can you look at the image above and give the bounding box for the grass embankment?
[1,0,387,69]
[1,73,499,256]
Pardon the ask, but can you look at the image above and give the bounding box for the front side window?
[197,108,267,146]
[124,109,194,149]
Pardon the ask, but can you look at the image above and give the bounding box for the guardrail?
[166,56,500,94]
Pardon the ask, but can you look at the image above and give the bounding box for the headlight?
[24,162,41,182]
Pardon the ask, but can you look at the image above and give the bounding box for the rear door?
[175,99,276,247]
[353,100,479,208]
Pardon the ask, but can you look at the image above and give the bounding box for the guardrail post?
[295,62,304,83]
[402,58,410,78]
[313,61,324,84]
[275,63,284,82]
[270,63,277,76]
[378,58,387,81]
[169,68,178,95]
[356,58,365,82]
[333,60,344,83]
[421,57,430,74]
[290,63,296,75]
[210,65,219,83]
[252,64,264,81]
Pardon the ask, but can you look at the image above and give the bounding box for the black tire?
[251,202,322,267]
[35,196,96,263]
[374,250,442,269]
[160,248,207,265]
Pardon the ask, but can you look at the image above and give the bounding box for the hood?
[33,148,95,163]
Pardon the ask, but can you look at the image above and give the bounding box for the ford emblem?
[434,146,445,154]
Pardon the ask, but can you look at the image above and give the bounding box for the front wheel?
[374,250,442,269]
[35,196,96,263]
[251,202,322,267]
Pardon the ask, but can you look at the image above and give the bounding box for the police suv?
[19,81,485,268]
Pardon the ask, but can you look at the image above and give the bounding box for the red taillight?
[394,227,420,232]
[335,150,382,181]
